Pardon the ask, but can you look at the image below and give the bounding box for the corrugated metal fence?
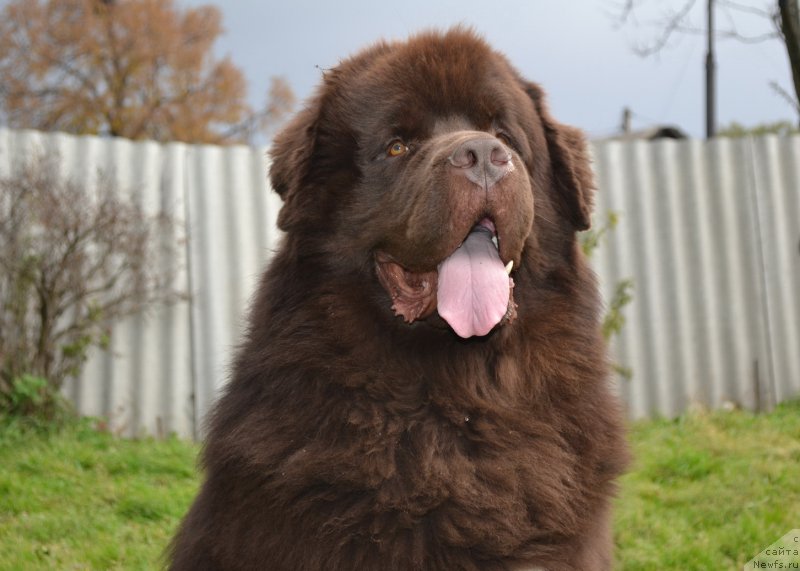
[592,136,800,420]
[1,128,798,438]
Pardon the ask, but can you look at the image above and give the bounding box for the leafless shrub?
[0,152,185,415]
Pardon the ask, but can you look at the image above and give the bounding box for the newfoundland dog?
[169,28,628,571]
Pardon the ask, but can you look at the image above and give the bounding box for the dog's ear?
[524,82,594,231]
[269,98,321,232]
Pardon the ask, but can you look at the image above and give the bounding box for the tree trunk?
[779,0,800,124]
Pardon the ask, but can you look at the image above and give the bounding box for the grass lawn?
[0,419,198,570]
[615,399,800,570]
[0,400,798,570]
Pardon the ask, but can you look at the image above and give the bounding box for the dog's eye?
[496,131,517,150]
[386,140,409,157]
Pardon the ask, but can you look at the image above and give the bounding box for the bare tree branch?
[620,0,779,56]
[603,0,639,26]
[633,0,699,56]
[610,0,800,122]
[0,153,185,406]
[719,0,776,19]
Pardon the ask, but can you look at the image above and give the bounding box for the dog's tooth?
[492,236,499,248]
[505,261,513,275]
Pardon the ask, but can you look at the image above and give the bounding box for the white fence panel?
[1,128,798,437]
[751,137,800,407]
[183,144,279,438]
[592,136,800,419]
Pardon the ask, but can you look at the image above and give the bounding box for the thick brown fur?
[169,28,629,571]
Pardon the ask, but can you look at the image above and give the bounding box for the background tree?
[0,153,184,420]
[780,0,800,117]
[718,119,800,136]
[612,0,800,124]
[0,0,294,144]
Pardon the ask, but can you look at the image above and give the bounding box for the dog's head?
[269,28,594,338]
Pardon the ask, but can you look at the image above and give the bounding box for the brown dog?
[169,28,628,571]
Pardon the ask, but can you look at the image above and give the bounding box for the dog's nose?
[448,137,514,190]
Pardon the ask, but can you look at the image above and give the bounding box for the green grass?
[0,418,199,570]
[614,399,800,570]
[0,401,798,570]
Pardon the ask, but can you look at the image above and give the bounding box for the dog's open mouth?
[375,218,517,338]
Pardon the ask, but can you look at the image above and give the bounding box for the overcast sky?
[180,0,793,140]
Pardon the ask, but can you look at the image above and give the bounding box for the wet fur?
[169,28,629,571]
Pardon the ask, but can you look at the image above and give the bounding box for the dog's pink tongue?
[437,227,510,338]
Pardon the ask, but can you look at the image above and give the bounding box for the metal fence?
[1,127,798,438]
[592,136,800,420]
